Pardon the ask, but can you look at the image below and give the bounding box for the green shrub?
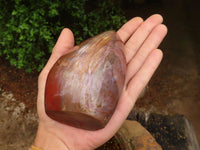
[0,0,127,72]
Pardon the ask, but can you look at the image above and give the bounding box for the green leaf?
[0,0,127,72]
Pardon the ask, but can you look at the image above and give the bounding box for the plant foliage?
[0,0,127,72]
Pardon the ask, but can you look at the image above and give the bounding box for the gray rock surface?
[0,91,38,150]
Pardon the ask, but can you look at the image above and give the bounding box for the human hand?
[33,14,167,150]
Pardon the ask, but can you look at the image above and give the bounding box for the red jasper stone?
[45,31,126,130]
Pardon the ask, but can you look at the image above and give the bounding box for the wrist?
[34,123,69,150]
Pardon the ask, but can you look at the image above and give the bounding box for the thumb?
[37,28,74,118]
[44,28,75,72]
[53,28,75,56]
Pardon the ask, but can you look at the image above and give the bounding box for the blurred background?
[124,0,200,149]
[0,0,199,149]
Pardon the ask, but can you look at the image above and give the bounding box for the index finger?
[42,28,74,73]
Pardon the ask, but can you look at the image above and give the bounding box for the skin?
[34,14,167,150]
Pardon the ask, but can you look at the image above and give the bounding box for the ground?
[0,0,200,149]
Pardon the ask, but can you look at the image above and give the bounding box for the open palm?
[34,14,167,150]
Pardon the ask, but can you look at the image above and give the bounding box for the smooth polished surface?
[45,31,126,130]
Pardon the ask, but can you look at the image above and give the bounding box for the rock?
[117,120,162,150]
[127,109,200,150]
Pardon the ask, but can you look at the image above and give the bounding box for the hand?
[34,14,167,150]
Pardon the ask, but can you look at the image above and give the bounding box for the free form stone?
[45,31,126,130]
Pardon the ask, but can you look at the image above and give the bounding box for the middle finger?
[124,14,163,63]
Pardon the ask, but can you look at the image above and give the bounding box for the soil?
[0,57,38,113]
[1,0,200,149]
[96,137,121,150]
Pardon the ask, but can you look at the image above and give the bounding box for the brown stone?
[117,120,162,150]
